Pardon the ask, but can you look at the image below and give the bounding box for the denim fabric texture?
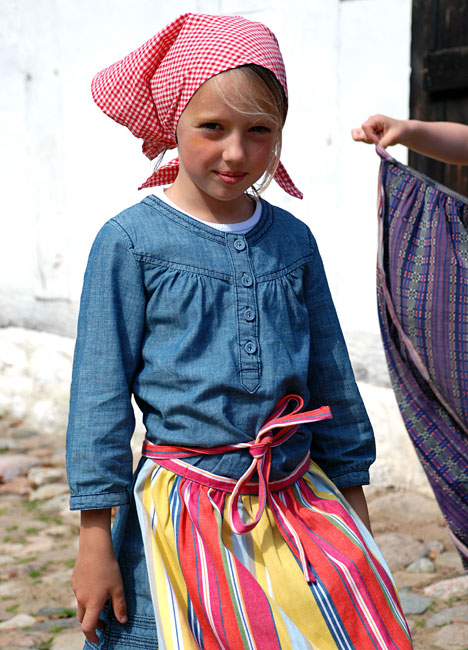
[67,196,375,649]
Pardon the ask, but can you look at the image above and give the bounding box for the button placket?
[226,234,260,393]
[244,307,255,322]
[245,341,257,354]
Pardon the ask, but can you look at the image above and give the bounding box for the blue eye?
[250,125,271,134]
[200,123,221,130]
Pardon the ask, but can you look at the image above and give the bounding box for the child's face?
[172,70,279,215]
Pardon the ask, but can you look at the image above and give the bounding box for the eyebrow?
[192,112,277,124]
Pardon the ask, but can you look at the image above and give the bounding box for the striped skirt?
[134,458,412,650]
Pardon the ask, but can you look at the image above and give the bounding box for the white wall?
[1,0,411,336]
[335,0,411,332]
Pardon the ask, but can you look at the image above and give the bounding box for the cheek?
[251,140,276,167]
[181,135,219,163]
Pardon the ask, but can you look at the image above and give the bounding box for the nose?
[222,132,247,164]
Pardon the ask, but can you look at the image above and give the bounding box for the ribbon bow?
[142,395,332,581]
[227,395,332,533]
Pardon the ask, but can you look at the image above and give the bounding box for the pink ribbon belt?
[142,395,332,581]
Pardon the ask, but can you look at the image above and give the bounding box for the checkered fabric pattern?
[91,13,302,198]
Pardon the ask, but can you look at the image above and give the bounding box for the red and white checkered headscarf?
[91,12,302,199]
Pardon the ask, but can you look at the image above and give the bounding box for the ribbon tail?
[228,458,262,533]
[139,157,180,189]
[270,492,316,583]
[274,161,303,199]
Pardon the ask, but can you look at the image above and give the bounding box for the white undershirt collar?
[152,186,262,234]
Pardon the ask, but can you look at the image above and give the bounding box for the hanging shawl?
[376,146,468,569]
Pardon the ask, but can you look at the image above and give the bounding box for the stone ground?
[0,425,467,650]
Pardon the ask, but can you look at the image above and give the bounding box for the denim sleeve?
[66,220,145,510]
[304,232,375,488]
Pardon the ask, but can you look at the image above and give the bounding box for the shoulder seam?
[107,219,135,249]
[307,228,316,253]
[105,220,142,275]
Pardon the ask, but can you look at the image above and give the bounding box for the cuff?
[326,467,370,489]
[69,489,130,511]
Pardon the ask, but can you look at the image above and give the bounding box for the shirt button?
[234,238,246,251]
[241,274,253,287]
[244,308,255,322]
[245,341,257,354]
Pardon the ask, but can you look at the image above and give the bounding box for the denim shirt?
[66,196,375,512]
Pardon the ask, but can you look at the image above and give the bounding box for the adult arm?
[352,114,468,164]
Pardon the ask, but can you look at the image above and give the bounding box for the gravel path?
[0,426,467,650]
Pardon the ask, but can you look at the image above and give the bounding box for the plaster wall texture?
[1,0,411,337]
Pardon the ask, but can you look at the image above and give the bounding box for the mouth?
[215,171,247,184]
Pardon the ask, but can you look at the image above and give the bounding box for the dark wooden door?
[410,0,468,194]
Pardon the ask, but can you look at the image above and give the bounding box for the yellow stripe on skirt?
[134,458,413,650]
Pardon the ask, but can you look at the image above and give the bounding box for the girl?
[352,113,468,163]
[67,13,413,650]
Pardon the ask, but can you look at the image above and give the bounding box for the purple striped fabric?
[376,146,468,569]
